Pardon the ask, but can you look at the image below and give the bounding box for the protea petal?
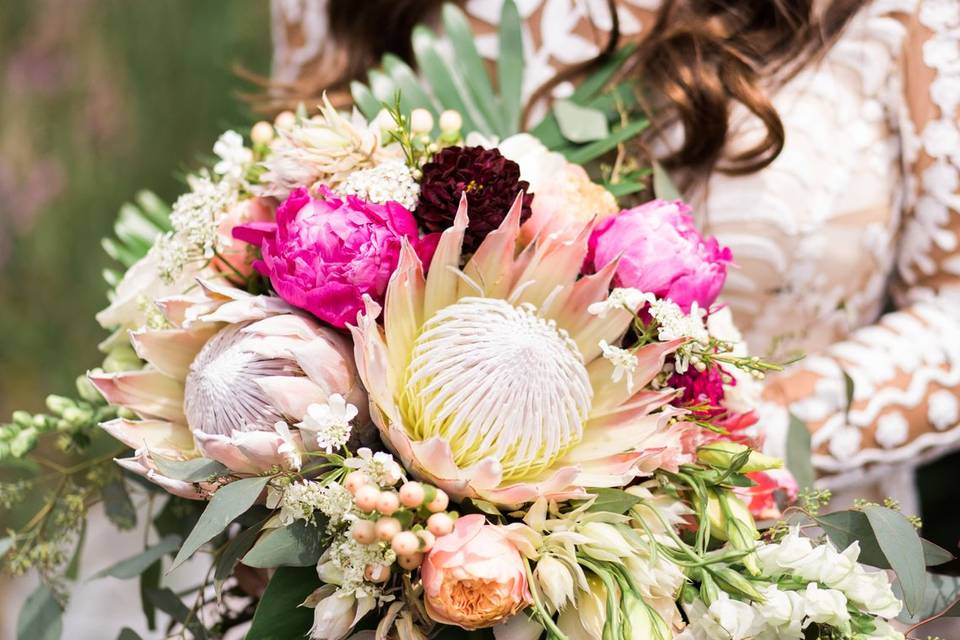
[101,418,195,459]
[116,454,203,500]
[384,239,425,385]
[89,370,185,423]
[462,192,524,299]
[558,258,621,334]
[254,376,329,420]
[588,340,686,414]
[129,326,216,379]
[512,220,593,309]
[423,193,468,319]
[193,431,263,475]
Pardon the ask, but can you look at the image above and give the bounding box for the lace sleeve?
[762,0,960,485]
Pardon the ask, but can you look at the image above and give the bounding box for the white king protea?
[90,280,367,499]
[350,194,689,506]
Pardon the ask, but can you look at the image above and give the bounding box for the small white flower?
[274,420,303,471]
[755,585,804,638]
[588,287,655,317]
[834,567,902,618]
[801,583,850,627]
[213,130,253,181]
[298,394,358,453]
[599,340,639,391]
[344,447,404,487]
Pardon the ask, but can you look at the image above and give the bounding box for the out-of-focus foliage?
[0,0,271,418]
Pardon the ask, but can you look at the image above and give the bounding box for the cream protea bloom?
[350,194,689,506]
[259,96,398,198]
[90,280,367,498]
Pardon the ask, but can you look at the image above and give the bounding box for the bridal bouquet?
[2,3,953,640]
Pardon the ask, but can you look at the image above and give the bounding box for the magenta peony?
[235,187,437,328]
[584,199,732,312]
[421,515,530,630]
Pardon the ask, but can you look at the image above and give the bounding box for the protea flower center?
[184,323,301,436]
[401,297,592,479]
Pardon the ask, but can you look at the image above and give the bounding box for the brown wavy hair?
[267,0,868,177]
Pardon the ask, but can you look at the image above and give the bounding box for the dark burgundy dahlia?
[416,145,534,253]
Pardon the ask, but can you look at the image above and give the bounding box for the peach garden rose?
[420,514,531,630]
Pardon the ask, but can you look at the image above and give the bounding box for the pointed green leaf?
[151,457,228,483]
[442,4,504,135]
[496,0,524,133]
[553,100,611,143]
[367,69,399,106]
[569,44,637,103]
[605,180,647,198]
[653,161,681,200]
[170,475,271,570]
[65,521,86,580]
[581,488,643,514]
[242,519,324,568]
[101,237,140,268]
[140,559,160,630]
[565,119,649,165]
[817,509,955,569]
[785,413,815,490]
[133,191,172,230]
[382,54,439,116]
[864,505,926,615]
[103,478,137,530]
[17,583,62,640]
[215,523,263,584]
[144,588,207,640]
[92,534,181,580]
[350,81,383,122]
[895,572,960,623]
[117,628,143,640]
[246,566,319,640]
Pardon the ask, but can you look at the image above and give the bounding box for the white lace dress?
[272,0,960,509]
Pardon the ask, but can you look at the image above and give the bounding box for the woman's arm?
[763,1,960,484]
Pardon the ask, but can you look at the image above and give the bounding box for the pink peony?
[584,199,732,312]
[234,187,438,328]
[421,514,530,630]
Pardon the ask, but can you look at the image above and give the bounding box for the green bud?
[710,566,766,602]
[10,427,38,458]
[12,411,33,427]
[103,344,141,373]
[717,490,760,575]
[699,571,720,606]
[696,441,782,473]
[46,395,75,415]
[76,375,104,404]
[118,407,138,420]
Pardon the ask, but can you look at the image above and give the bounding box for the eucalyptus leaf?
[553,100,610,143]
[103,478,137,530]
[144,588,207,640]
[817,509,955,569]
[215,523,264,584]
[140,559,160,631]
[895,572,960,624]
[151,457,228,483]
[17,583,62,640]
[582,487,642,514]
[65,521,87,580]
[243,519,324,568]
[117,628,144,640]
[246,566,319,640]
[92,534,181,580]
[864,505,926,615]
[785,413,815,490]
[170,475,271,571]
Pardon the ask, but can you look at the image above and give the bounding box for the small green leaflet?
[243,519,324,568]
[170,475,271,571]
[582,487,642,514]
[92,534,182,580]
[151,457,228,482]
[553,100,610,143]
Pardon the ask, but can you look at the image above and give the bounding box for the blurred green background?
[0,0,271,418]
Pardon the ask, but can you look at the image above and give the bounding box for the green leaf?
[144,588,207,640]
[605,180,647,198]
[133,190,172,231]
[842,369,856,414]
[582,488,642,514]
[17,583,62,640]
[553,100,611,143]
[411,26,487,136]
[101,237,140,269]
[140,559,161,631]
[785,413,815,490]
[246,566,319,640]
[652,161,681,200]
[896,572,960,623]
[103,478,137,530]
[864,505,926,615]
[442,3,503,135]
[151,457,228,483]
[170,475,271,570]
[117,628,143,640]
[565,119,649,165]
[382,54,439,117]
[817,509,955,569]
[496,0,524,133]
[367,70,399,108]
[215,523,264,585]
[92,534,181,580]
[242,519,324,568]
[350,81,383,122]
[65,521,87,580]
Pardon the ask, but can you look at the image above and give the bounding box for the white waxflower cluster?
[298,394,358,453]
[323,536,396,598]
[587,287,656,317]
[273,480,328,526]
[343,447,404,487]
[599,340,639,391]
[315,482,355,527]
[157,171,238,283]
[649,299,710,373]
[212,130,253,183]
[335,160,421,211]
[678,528,903,640]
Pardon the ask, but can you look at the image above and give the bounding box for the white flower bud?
[250,120,275,145]
[439,109,463,133]
[410,108,434,134]
[274,110,297,131]
[534,555,576,612]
